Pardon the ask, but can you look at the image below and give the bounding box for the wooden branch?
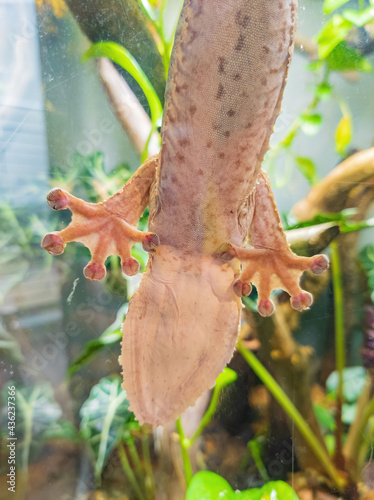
[286,222,340,257]
[98,59,160,156]
[293,148,374,221]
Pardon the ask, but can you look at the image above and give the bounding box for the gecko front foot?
[41,156,159,280]
[219,244,329,317]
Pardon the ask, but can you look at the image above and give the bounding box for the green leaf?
[326,366,366,403]
[186,471,233,500]
[313,404,336,432]
[42,420,81,442]
[335,115,352,155]
[342,403,357,424]
[83,41,163,126]
[186,472,299,500]
[295,157,318,185]
[316,15,353,58]
[326,42,372,72]
[1,382,63,470]
[68,304,127,376]
[250,481,300,500]
[323,0,350,15]
[300,113,322,136]
[79,376,134,481]
[342,7,374,27]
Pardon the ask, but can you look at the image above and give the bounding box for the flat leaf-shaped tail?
[120,246,241,427]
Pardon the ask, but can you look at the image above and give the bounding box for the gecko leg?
[41,155,159,280]
[219,171,329,316]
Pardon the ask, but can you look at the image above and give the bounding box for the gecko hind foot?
[41,187,159,281]
[219,244,329,317]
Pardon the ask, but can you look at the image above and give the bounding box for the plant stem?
[126,438,144,483]
[176,417,193,486]
[189,385,221,444]
[118,442,145,500]
[237,340,346,491]
[142,434,155,499]
[248,439,270,482]
[344,375,374,475]
[330,241,346,467]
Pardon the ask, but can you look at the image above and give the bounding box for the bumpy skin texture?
[42,0,328,427]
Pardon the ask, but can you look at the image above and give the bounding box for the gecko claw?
[142,233,160,253]
[84,263,106,281]
[41,233,65,255]
[310,254,329,275]
[214,243,237,261]
[290,291,313,312]
[233,279,252,297]
[46,188,69,210]
[122,257,140,276]
[258,299,275,317]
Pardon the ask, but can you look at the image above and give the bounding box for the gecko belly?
[120,246,241,426]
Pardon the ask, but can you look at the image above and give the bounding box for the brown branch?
[98,59,160,156]
[293,148,374,221]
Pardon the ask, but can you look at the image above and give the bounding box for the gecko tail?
[120,246,241,427]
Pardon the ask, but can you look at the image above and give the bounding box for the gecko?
[41,0,329,427]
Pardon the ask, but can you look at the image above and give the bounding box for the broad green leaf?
[326,42,371,72]
[326,366,366,403]
[83,42,163,126]
[323,0,350,15]
[313,404,336,432]
[237,481,300,500]
[342,7,374,27]
[335,115,352,154]
[186,471,233,500]
[1,382,63,469]
[300,113,322,136]
[186,472,299,500]
[216,368,238,391]
[295,157,318,185]
[342,403,357,424]
[80,376,134,481]
[316,15,353,58]
[42,420,81,442]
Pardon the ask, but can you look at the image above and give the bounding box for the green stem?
[126,438,143,480]
[189,384,221,445]
[142,434,155,499]
[330,241,345,464]
[118,442,145,500]
[344,374,374,475]
[176,417,193,486]
[248,439,270,482]
[237,340,346,491]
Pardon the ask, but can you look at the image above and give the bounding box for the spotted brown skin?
[42,0,328,427]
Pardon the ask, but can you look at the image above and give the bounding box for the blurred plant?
[8,0,374,497]
[0,381,79,498]
[80,375,155,499]
[266,0,374,185]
